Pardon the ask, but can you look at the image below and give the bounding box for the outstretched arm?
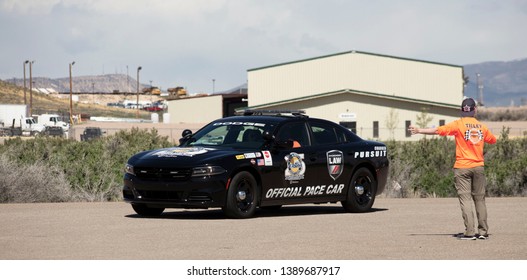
[408,125,438,135]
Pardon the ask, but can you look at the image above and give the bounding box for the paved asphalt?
[1,197,526,260]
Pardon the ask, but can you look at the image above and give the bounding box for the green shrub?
[0,127,525,202]
[0,128,172,202]
[385,128,527,198]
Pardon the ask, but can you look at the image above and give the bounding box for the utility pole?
[29,61,35,116]
[23,60,29,105]
[69,61,75,125]
[476,73,484,106]
[136,66,142,118]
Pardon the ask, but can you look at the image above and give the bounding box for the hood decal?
[153,147,214,158]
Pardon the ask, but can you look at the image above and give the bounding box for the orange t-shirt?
[436,117,497,169]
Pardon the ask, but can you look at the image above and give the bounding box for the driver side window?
[276,122,310,147]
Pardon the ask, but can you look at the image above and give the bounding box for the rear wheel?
[223,171,258,218]
[341,167,377,213]
[132,204,165,216]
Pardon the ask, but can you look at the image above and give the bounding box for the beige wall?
[168,95,223,124]
[254,93,460,141]
[248,51,464,109]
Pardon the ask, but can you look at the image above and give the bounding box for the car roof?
[218,110,309,124]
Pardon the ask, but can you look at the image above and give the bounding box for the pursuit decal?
[265,184,345,199]
[354,146,387,158]
[327,150,343,180]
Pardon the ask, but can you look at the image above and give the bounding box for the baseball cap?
[461,97,476,117]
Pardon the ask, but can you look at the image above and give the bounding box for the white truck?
[37,113,70,137]
[0,104,46,136]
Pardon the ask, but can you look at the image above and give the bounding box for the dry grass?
[0,79,151,119]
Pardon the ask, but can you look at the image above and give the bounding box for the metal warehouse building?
[167,50,465,141]
[246,50,465,141]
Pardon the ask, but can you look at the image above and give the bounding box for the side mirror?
[179,129,193,145]
[262,130,274,141]
[181,129,193,139]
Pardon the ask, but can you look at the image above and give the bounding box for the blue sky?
[1,0,526,94]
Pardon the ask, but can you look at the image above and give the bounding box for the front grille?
[188,192,212,202]
[134,167,192,181]
[136,190,184,200]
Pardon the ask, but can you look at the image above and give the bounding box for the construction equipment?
[167,87,187,98]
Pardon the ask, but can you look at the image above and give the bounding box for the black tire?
[341,167,377,213]
[222,171,258,218]
[132,204,165,216]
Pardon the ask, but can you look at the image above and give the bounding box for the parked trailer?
[0,104,45,136]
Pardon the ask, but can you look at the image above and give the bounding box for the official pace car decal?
[265,184,345,199]
[327,150,343,180]
[153,147,212,158]
[354,146,387,159]
[284,152,305,182]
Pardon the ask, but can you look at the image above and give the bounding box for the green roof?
[247,50,463,72]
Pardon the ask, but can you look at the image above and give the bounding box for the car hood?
[128,146,244,167]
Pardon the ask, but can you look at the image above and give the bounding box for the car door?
[303,120,350,199]
[259,120,337,205]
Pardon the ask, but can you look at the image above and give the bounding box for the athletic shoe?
[459,235,477,240]
[477,234,489,240]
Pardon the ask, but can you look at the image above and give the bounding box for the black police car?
[123,110,389,218]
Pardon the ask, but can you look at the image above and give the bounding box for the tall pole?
[23,60,29,105]
[69,61,75,125]
[136,66,142,118]
[476,73,484,106]
[29,61,34,116]
[212,79,215,94]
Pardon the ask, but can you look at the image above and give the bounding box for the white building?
[247,50,464,141]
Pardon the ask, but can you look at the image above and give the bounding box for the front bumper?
[123,173,228,209]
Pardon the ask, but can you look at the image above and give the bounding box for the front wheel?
[132,204,165,216]
[222,171,258,218]
[341,167,377,213]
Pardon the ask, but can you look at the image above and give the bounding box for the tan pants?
[454,166,488,236]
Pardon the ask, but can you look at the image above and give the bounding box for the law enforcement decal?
[327,150,343,180]
[284,152,306,182]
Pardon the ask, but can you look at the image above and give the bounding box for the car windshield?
[184,121,274,149]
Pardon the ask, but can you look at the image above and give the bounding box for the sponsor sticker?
[326,150,343,180]
[262,150,273,166]
[235,154,245,160]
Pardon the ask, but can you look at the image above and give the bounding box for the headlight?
[124,163,135,175]
[192,166,226,177]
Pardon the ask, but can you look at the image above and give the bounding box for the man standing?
[408,97,497,240]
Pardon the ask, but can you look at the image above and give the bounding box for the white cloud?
[1,0,526,93]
